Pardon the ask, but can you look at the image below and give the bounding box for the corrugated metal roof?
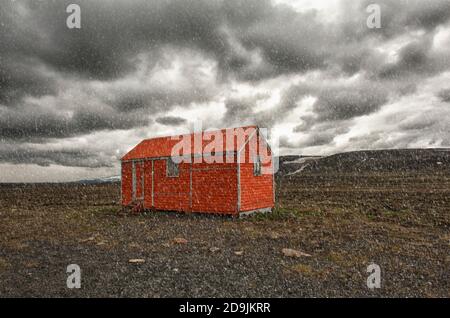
[122,126,257,161]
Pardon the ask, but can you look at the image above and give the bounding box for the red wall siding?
[153,159,190,212]
[135,161,144,199]
[239,132,274,212]
[121,162,132,205]
[121,134,274,215]
[143,161,153,209]
[191,162,238,214]
[239,163,274,211]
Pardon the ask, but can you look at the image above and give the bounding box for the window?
[253,155,262,176]
[167,158,179,177]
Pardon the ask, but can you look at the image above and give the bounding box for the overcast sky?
[1,0,450,182]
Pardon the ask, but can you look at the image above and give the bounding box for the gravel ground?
[0,171,449,297]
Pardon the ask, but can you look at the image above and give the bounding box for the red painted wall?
[135,161,144,199]
[239,163,274,211]
[239,132,274,212]
[153,159,190,212]
[121,133,274,215]
[143,160,153,208]
[121,162,132,205]
[191,161,238,214]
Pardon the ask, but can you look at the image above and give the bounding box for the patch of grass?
[4,239,29,251]
[290,263,313,275]
[288,263,329,278]
[253,206,323,221]
[242,225,265,239]
[364,208,422,227]
[327,251,368,267]
[90,205,121,215]
[0,258,11,271]
[328,251,346,264]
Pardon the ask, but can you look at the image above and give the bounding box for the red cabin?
[121,126,275,216]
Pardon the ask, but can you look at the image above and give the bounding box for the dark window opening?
[254,155,262,176]
[167,158,179,177]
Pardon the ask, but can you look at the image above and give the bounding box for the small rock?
[80,236,95,243]
[210,247,220,253]
[173,237,188,244]
[269,232,281,239]
[128,258,145,264]
[234,250,244,256]
[282,248,311,258]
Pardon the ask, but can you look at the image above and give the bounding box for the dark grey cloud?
[0,0,357,91]
[0,102,150,141]
[156,116,187,126]
[351,0,450,39]
[348,108,450,151]
[0,57,57,104]
[293,115,315,133]
[269,80,391,127]
[1,0,450,172]
[1,0,449,103]
[337,0,450,78]
[313,86,389,121]
[0,0,243,82]
[288,123,350,148]
[234,7,330,79]
[0,143,113,168]
[300,132,336,148]
[399,115,437,131]
[2,0,449,87]
[438,88,450,103]
[375,37,447,80]
[107,80,214,114]
[1,0,223,98]
[223,97,257,125]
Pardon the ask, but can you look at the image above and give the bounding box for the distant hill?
[276,155,324,175]
[75,175,121,184]
[73,149,450,183]
[277,149,450,176]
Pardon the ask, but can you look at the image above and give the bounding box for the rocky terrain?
[276,148,450,175]
[0,149,449,297]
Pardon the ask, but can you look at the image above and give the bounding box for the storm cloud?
[438,88,450,103]
[0,0,450,181]
[156,116,187,126]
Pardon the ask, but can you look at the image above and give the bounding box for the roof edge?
[121,125,260,161]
